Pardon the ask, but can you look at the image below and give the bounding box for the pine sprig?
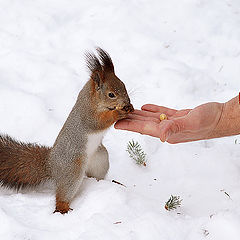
[165,195,182,211]
[126,140,147,166]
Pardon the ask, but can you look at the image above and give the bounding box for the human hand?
[114,102,224,144]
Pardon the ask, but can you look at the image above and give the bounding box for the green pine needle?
[165,195,182,211]
[126,140,147,166]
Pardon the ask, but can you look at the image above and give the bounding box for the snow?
[0,0,240,239]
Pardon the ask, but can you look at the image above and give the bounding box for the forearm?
[208,95,240,139]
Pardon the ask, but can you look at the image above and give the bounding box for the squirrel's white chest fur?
[86,131,106,158]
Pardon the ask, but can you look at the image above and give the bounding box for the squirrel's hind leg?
[86,144,109,180]
[53,157,87,214]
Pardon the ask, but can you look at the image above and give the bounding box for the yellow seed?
[160,113,167,121]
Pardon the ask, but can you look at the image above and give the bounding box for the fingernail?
[160,138,165,143]
[160,132,169,143]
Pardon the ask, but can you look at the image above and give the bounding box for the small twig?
[165,195,182,211]
[126,140,147,166]
[224,191,231,199]
[113,221,122,224]
[220,189,231,199]
[112,180,126,187]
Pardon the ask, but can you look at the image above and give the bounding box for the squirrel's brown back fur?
[0,135,51,190]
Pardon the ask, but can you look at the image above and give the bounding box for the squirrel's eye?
[108,92,115,98]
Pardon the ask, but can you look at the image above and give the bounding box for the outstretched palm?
[114,103,223,144]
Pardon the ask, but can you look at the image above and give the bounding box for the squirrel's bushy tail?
[0,135,51,190]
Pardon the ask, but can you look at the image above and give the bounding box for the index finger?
[130,109,162,119]
[141,104,177,116]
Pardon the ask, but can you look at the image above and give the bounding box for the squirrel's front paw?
[54,200,73,214]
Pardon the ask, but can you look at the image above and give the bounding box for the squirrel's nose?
[122,103,134,113]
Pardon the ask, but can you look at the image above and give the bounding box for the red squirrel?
[0,48,134,214]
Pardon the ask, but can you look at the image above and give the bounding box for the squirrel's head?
[85,48,134,126]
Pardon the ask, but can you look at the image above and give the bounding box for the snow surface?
[0,0,240,239]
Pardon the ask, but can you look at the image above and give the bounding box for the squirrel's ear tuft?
[85,48,114,87]
[85,51,104,89]
[96,47,114,73]
[85,51,102,74]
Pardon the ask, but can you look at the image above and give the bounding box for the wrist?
[208,96,240,139]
